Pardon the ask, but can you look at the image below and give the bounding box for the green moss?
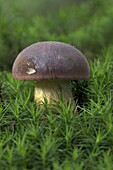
[0,48,113,169]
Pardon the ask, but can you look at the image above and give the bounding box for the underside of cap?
[12,41,90,80]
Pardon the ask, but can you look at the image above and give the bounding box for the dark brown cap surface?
[12,41,90,80]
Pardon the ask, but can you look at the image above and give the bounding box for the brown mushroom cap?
[12,41,90,80]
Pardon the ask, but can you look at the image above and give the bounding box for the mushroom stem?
[34,80,73,104]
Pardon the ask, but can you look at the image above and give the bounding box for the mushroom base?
[34,80,73,104]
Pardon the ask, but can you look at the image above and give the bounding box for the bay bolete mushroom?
[12,41,90,104]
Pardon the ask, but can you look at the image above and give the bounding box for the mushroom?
[12,41,90,104]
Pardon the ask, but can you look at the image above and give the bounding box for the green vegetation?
[0,0,113,169]
[0,48,113,170]
[0,0,113,69]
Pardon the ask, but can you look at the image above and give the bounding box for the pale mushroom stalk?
[34,80,73,104]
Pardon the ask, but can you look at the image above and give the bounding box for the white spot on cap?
[27,62,30,66]
[26,68,36,74]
